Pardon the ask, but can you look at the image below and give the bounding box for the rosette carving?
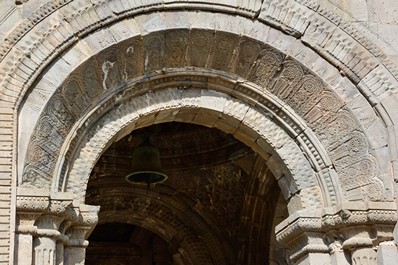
[16,188,49,213]
[47,193,74,215]
[76,204,100,226]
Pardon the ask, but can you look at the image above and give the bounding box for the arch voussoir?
[1,1,396,264]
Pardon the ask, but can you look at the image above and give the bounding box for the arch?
[0,0,394,206]
[63,84,327,209]
[19,23,388,205]
[3,1,397,264]
[94,188,229,265]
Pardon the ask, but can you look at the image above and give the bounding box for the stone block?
[0,3,21,41]
[295,252,332,265]
[199,90,227,112]
[61,41,94,70]
[267,153,290,181]
[233,123,258,148]
[347,93,378,129]
[377,242,398,265]
[192,109,220,128]
[366,119,388,150]
[286,192,303,213]
[370,0,398,23]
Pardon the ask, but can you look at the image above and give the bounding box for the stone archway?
[84,121,288,264]
[2,1,397,264]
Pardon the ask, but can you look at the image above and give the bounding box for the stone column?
[64,226,90,265]
[15,188,50,265]
[32,193,73,265]
[14,188,100,265]
[33,215,63,265]
[377,241,398,265]
[57,220,73,265]
[329,240,350,265]
[64,204,100,265]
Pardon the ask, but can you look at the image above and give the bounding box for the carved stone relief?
[21,30,384,205]
[0,1,397,264]
[15,188,99,265]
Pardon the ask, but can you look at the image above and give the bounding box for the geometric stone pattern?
[0,0,396,264]
[15,187,100,265]
[21,29,384,204]
[64,85,326,210]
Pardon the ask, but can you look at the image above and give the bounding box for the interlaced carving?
[2,1,397,264]
[20,29,383,205]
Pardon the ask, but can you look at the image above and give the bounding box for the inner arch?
[63,86,328,214]
[85,121,289,264]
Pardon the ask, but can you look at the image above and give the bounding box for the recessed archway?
[86,223,173,265]
[85,121,288,265]
[7,3,397,264]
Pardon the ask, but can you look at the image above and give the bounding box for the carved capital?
[75,204,100,227]
[35,214,65,232]
[16,189,77,239]
[47,192,74,215]
[15,212,41,234]
[16,188,49,213]
[351,247,377,265]
[65,226,90,248]
[288,232,329,262]
[64,204,100,248]
[276,202,397,262]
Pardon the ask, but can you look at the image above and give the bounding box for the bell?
[125,135,168,187]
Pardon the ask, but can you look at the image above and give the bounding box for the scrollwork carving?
[144,34,164,72]
[164,30,188,68]
[188,29,212,67]
[249,48,284,88]
[61,77,86,117]
[210,32,239,71]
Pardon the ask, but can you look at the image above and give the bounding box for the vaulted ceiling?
[85,122,288,264]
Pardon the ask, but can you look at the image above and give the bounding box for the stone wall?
[1,0,398,65]
[320,0,398,64]
[1,0,398,264]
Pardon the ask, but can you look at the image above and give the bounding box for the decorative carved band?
[276,202,397,261]
[16,188,99,238]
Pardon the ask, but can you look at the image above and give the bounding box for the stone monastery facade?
[1,0,398,264]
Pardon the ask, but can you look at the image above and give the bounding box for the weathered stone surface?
[1,0,398,264]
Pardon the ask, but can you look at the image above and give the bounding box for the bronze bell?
[125,135,168,187]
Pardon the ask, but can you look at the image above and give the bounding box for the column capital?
[16,188,49,213]
[16,188,74,215]
[75,204,100,227]
[275,202,397,262]
[65,204,100,248]
[48,192,74,216]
